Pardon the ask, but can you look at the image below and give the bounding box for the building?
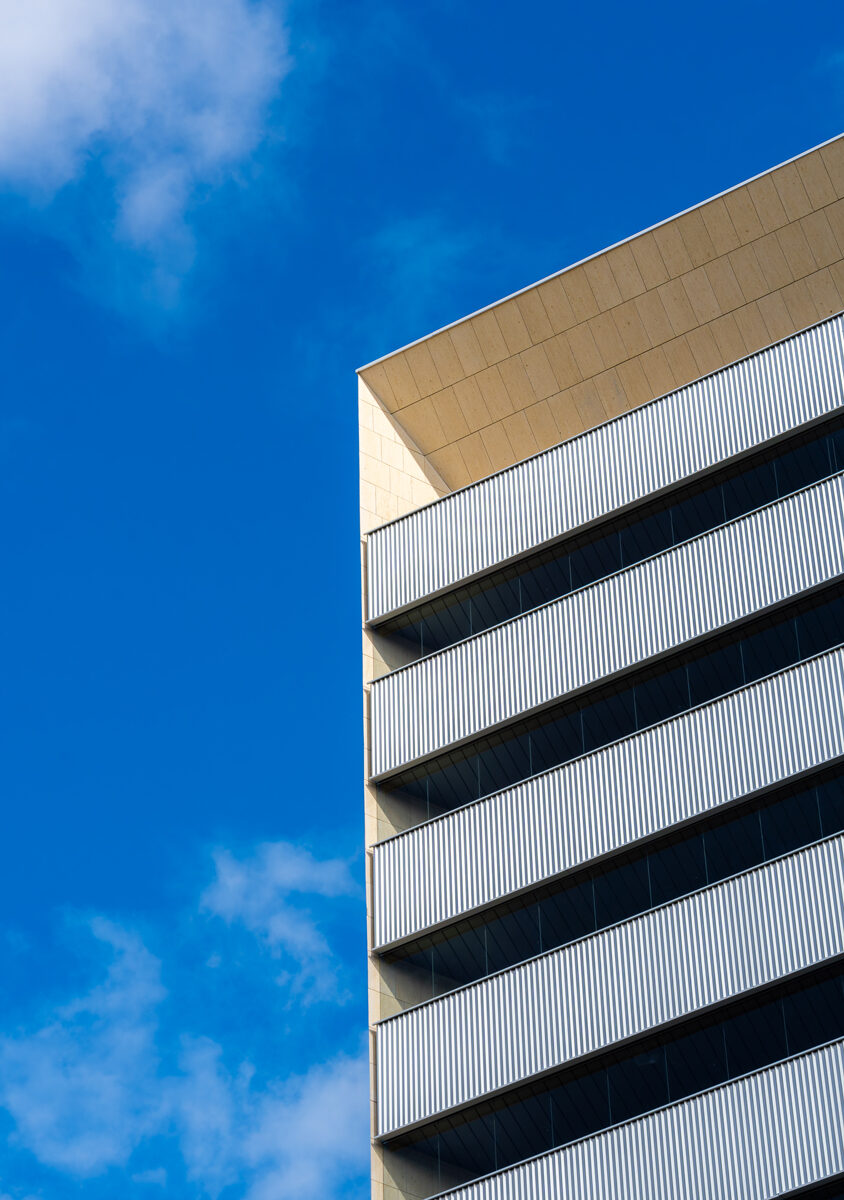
[358,135,844,1200]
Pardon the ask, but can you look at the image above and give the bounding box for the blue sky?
[0,1,840,1196]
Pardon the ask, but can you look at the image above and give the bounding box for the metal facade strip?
[373,649,844,947]
[367,313,844,623]
[376,836,844,1134]
[370,473,844,777]
[431,1040,844,1200]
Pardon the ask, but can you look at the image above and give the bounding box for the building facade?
[359,135,844,1200]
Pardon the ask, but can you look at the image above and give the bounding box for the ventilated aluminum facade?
[432,1040,844,1200]
[373,648,844,949]
[376,835,844,1135]
[366,313,844,624]
[370,473,844,777]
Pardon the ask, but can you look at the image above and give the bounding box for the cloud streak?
[0,0,290,296]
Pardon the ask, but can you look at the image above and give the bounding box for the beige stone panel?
[583,255,623,310]
[662,335,700,390]
[567,320,606,377]
[381,353,421,411]
[676,209,717,268]
[630,231,670,288]
[471,309,509,365]
[657,277,698,336]
[480,421,517,471]
[561,266,600,321]
[536,276,577,333]
[779,278,821,332]
[449,321,487,376]
[704,257,746,314]
[520,342,559,400]
[588,310,628,368]
[426,330,465,388]
[379,436,405,471]
[729,244,768,303]
[776,222,821,278]
[800,210,841,269]
[708,312,748,364]
[805,267,844,319]
[753,230,794,293]
[747,174,789,233]
[362,360,397,410]
[592,368,630,419]
[634,289,674,346]
[685,324,723,377]
[639,344,676,397]
[502,409,540,458]
[498,354,538,411]
[757,290,795,344]
[569,378,608,428]
[533,395,573,445]
[494,298,533,354]
[829,259,844,304]
[615,355,654,409]
[796,151,837,209]
[395,397,447,453]
[475,364,515,420]
[724,187,765,244]
[771,161,813,222]
[429,385,471,443]
[426,443,471,489]
[681,266,722,325]
[700,196,741,256]
[652,220,693,277]
[612,298,652,357]
[545,331,583,390]
[516,289,555,343]
[606,242,647,299]
[374,489,399,523]
[820,140,844,197]
[733,301,773,355]
[825,198,844,256]
[452,376,492,433]
[456,430,494,479]
[404,341,442,398]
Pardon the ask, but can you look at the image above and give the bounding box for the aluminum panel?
[370,473,844,777]
[373,649,844,948]
[367,313,844,623]
[376,836,844,1135]
[431,1040,844,1200]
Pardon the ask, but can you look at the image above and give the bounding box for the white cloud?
[201,841,360,1003]
[0,904,369,1197]
[0,918,165,1175]
[0,0,289,251]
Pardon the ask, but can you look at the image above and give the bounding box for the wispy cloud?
[0,0,290,300]
[0,840,368,1198]
[201,841,360,1004]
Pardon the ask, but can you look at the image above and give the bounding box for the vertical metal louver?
[366,313,844,622]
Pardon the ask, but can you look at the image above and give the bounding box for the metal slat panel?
[373,649,844,948]
[371,472,844,777]
[431,1040,844,1200]
[376,836,844,1134]
[367,313,844,622]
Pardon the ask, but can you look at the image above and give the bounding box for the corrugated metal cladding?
[366,313,844,624]
[376,835,844,1135]
[431,1040,844,1200]
[373,649,844,948]
[370,474,844,777]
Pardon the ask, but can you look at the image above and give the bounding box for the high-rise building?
[358,135,844,1200]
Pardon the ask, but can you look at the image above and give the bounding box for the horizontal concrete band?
[432,1039,844,1200]
[366,312,844,624]
[370,472,844,777]
[377,835,844,1135]
[372,649,844,948]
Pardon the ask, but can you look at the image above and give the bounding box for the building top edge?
[357,131,844,376]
